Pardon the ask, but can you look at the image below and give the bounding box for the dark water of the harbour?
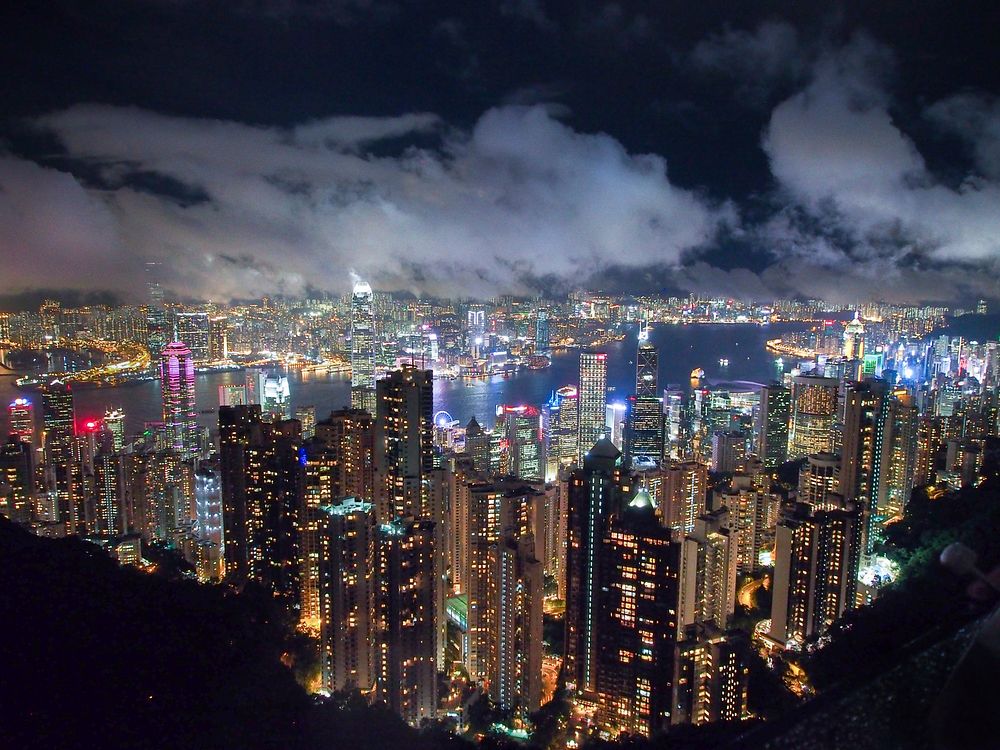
[0,323,803,440]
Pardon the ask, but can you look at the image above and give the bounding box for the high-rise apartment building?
[769,496,862,645]
[463,478,542,681]
[578,351,608,464]
[377,517,438,726]
[662,460,709,534]
[672,625,749,727]
[318,497,378,695]
[160,342,198,459]
[489,532,544,718]
[679,508,737,631]
[220,404,263,581]
[374,367,433,522]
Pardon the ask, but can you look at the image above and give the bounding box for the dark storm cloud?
[1,104,727,301]
[0,2,998,306]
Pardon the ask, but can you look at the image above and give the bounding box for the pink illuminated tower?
[160,342,198,458]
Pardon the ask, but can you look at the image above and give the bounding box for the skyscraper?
[7,397,34,446]
[244,419,305,600]
[464,416,490,473]
[551,386,579,469]
[679,508,738,631]
[757,383,790,468]
[489,533,544,719]
[495,405,544,481]
[464,478,542,685]
[319,497,378,695]
[594,488,681,738]
[220,404,263,581]
[374,366,433,522]
[535,308,550,354]
[578,351,608,464]
[625,339,664,467]
[565,437,629,695]
[377,517,438,726]
[104,408,125,453]
[840,380,889,556]
[710,430,745,473]
[351,280,377,414]
[787,375,838,460]
[160,342,198,459]
[768,496,862,646]
[663,460,709,534]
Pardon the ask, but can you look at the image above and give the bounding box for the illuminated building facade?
[0,436,34,523]
[798,453,841,509]
[787,375,838,460]
[679,508,737,631]
[757,383,790,468]
[489,533,543,718]
[8,397,34,446]
[550,386,579,469]
[672,625,749,726]
[625,340,663,468]
[578,351,608,464]
[374,366,433,522]
[565,437,629,695]
[594,488,680,738]
[662,460,708,535]
[104,408,125,453]
[769,496,862,645]
[220,404,263,581]
[464,478,541,683]
[496,404,544,481]
[377,517,438,726]
[318,497,378,695]
[351,280,377,414]
[160,342,198,459]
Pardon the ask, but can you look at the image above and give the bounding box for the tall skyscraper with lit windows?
[578,351,608,464]
[374,366,433,522]
[160,342,198,459]
[757,383,791,468]
[7,397,34,446]
[351,280,377,414]
[565,437,629,696]
[377,517,438,726]
[318,497,378,695]
[625,337,663,467]
[594,487,681,739]
[787,375,838,460]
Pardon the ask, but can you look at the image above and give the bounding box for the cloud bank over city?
[0,5,998,306]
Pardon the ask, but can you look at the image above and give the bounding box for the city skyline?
[1,4,998,749]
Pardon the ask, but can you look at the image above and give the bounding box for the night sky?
[1,0,999,306]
